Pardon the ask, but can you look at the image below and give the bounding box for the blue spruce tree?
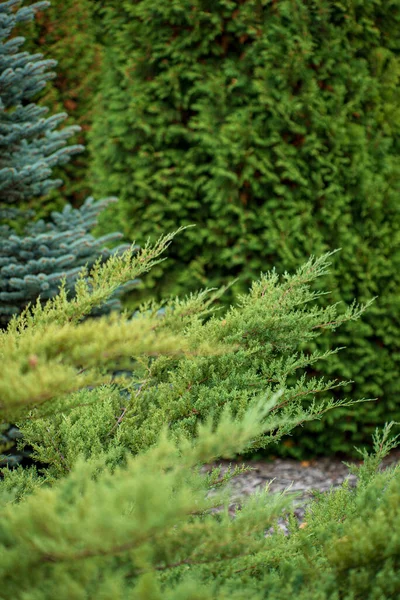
[0,0,138,328]
[0,0,82,209]
[0,196,139,328]
[0,0,137,466]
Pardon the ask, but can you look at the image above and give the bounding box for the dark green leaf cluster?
[89,0,400,456]
[1,4,400,596]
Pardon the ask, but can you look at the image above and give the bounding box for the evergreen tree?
[0,196,139,328]
[0,0,81,209]
[89,0,400,456]
[0,0,137,327]
[15,0,103,214]
[0,0,137,466]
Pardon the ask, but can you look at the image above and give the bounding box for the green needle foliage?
[1,238,400,599]
[0,228,211,421]
[1,247,373,478]
[0,0,82,210]
[89,0,400,456]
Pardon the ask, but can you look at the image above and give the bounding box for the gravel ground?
[205,448,400,536]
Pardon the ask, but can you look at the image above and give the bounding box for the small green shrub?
[1,235,400,599]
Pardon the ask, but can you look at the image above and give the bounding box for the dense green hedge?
[88,0,400,457]
[17,0,102,217]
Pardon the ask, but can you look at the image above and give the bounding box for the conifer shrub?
[89,0,400,456]
[1,236,400,599]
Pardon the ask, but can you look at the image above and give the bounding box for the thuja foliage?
[15,0,102,213]
[89,0,400,456]
[1,238,400,598]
